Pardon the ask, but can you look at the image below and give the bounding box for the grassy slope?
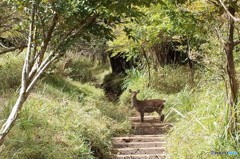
[1,53,239,159]
[0,54,132,159]
[119,67,240,159]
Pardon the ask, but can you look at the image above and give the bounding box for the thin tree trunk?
[141,45,151,87]
[187,39,194,88]
[0,93,28,144]
[0,1,36,144]
[0,8,97,145]
[37,13,58,67]
[225,5,238,134]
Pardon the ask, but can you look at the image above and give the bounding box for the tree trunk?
[0,1,36,144]
[187,39,194,88]
[0,93,28,144]
[225,5,238,134]
[0,3,98,145]
[141,45,151,87]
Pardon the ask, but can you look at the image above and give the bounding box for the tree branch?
[26,53,59,92]
[0,11,98,146]
[24,1,36,76]
[27,13,59,81]
[54,14,98,52]
[214,27,226,44]
[0,45,27,55]
[37,12,58,66]
[0,1,36,145]
[207,0,219,7]
[218,0,240,22]
[233,41,240,46]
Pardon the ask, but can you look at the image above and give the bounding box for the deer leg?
[140,112,144,122]
[157,110,164,123]
[160,114,165,122]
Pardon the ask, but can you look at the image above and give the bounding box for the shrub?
[0,54,23,93]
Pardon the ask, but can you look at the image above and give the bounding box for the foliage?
[151,66,190,94]
[0,54,23,93]
[2,0,160,51]
[166,72,240,159]
[1,0,240,158]
[108,0,216,64]
[0,0,161,145]
[114,1,240,155]
[122,66,191,94]
[0,55,131,158]
[102,72,126,101]
[120,66,240,158]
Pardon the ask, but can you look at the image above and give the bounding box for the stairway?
[111,116,172,159]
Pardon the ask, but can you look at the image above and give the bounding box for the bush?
[0,54,23,93]
[151,66,190,94]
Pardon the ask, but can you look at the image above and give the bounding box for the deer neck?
[132,94,139,107]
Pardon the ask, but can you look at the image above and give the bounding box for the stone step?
[113,141,166,148]
[111,115,170,159]
[129,116,161,123]
[132,123,172,135]
[113,147,166,155]
[112,135,166,143]
[131,122,173,127]
[132,126,168,135]
[114,154,166,159]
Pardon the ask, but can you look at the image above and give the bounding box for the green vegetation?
[0,54,23,93]
[1,54,238,158]
[1,0,240,158]
[120,66,239,159]
[110,1,240,157]
[0,54,131,158]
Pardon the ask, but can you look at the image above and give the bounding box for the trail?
[111,115,172,159]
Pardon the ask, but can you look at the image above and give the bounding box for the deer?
[129,89,165,123]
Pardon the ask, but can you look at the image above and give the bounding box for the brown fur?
[129,89,165,122]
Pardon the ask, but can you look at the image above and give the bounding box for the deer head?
[129,89,140,98]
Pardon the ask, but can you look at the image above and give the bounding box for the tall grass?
[119,66,240,159]
[1,52,239,158]
[0,54,131,159]
[0,54,23,93]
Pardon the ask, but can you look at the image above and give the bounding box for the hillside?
[0,54,132,159]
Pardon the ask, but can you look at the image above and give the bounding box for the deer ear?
[129,89,132,93]
[137,90,140,93]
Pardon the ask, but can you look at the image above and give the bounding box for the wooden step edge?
[114,154,166,156]
[131,122,173,126]
[112,136,166,140]
[113,154,167,158]
[114,147,166,151]
[113,134,167,137]
[130,115,159,118]
[112,144,166,149]
[128,134,167,137]
[129,116,160,120]
[113,141,167,145]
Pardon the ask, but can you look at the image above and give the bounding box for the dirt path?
[111,116,172,159]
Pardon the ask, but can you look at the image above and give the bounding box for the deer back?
[135,99,165,112]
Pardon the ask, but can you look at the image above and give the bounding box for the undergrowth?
[119,66,240,159]
[0,54,23,94]
[1,52,239,159]
[0,54,131,159]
